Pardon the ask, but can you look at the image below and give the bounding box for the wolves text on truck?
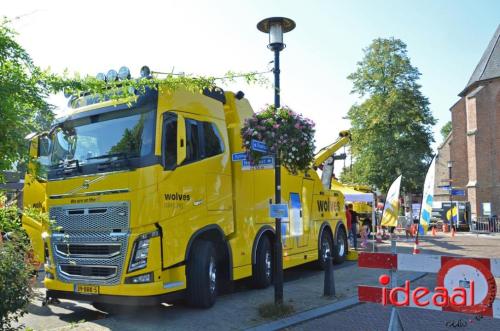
[22,66,349,309]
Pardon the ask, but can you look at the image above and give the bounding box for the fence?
[471,216,500,233]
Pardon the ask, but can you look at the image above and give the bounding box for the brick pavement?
[290,302,500,331]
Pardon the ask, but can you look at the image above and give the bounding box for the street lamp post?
[448,161,454,230]
[257,17,295,305]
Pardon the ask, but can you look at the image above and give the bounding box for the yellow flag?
[381,175,402,227]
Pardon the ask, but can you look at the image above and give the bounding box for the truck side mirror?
[38,136,51,157]
[177,114,186,166]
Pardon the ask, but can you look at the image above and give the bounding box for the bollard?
[324,255,335,297]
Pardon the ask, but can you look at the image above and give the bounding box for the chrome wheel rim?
[265,251,272,279]
[322,240,331,261]
[338,235,345,257]
[209,256,216,293]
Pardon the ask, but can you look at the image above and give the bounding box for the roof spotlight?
[96,73,106,81]
[140,65,151,78]
[107,69,118,82]
[118,66,131,80]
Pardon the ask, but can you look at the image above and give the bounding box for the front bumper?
[45,271,186,306]
[46,289,184,306]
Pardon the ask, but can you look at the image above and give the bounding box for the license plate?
[75,284,99,295]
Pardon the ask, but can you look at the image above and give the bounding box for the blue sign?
[270,204,289,218]
[451,189,465,196]
[437,185,451,190]
[251,140,268,153]
[231,152,247,162]
[242,156,275,170]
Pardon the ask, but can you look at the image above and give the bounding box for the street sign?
[251,139,268,153]
[451,189,465,196]
[231,152,247,161]
[242,156,274,171]
[438,185,451,190]
[270,204,289,218]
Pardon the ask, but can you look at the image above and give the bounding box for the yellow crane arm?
[313,130,351,168]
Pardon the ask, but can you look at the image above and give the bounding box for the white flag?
[419,157,436,233]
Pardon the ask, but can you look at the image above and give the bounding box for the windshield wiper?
[49,159,81,176]
[87,152,129,161]
[87,152,134,172]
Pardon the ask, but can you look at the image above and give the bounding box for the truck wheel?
[318,229,333,270]
[333,227,347,264]
[252,236,273,288]
[186,240,217,308]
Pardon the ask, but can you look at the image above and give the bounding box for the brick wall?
[473,80,500,217]
[451,79,500,218]
[449,98,468,202]
[434,134,452,202]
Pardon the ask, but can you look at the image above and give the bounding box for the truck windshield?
[48,107,155,176]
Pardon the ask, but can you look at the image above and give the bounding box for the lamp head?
[257,17,295,51]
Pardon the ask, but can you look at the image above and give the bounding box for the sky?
[3,0,500,161]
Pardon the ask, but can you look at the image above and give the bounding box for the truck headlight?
[128,230,160,272]
[125,272,153,284]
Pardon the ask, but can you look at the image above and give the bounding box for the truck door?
[157,111,208,267]
[22,135,49,264]
[158,111,206,216]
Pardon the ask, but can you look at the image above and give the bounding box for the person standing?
[404,206,413,239]
[348,204,358,249]
[345,205,352,247]
[361,217,371,248]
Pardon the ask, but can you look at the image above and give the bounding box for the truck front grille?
[60,265,118,279]
[55,244,121,258]
[49,202,130,285]
[50,202,129,232]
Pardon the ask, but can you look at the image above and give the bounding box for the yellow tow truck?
[22,67,349,309]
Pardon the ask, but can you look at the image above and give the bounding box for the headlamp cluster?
[95,65,151,83]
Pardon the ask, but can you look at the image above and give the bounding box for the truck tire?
[333,227,347,264]
[252,236,273,288]
[318,229,333,270]
[186,240,217,308]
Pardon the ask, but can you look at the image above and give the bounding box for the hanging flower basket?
[241,105,316,174]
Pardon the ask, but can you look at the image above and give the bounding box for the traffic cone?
[412,237,421,254]
[431,227,436,236]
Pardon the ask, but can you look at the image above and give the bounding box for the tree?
[0,19,54,174]
[340,38,435,193]
[440,121,452,140]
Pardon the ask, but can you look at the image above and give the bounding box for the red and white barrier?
[358,252,500,318]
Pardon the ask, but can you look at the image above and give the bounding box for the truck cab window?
[203,122,224,157]
[186,120,200,163]
[162,113,177,169]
